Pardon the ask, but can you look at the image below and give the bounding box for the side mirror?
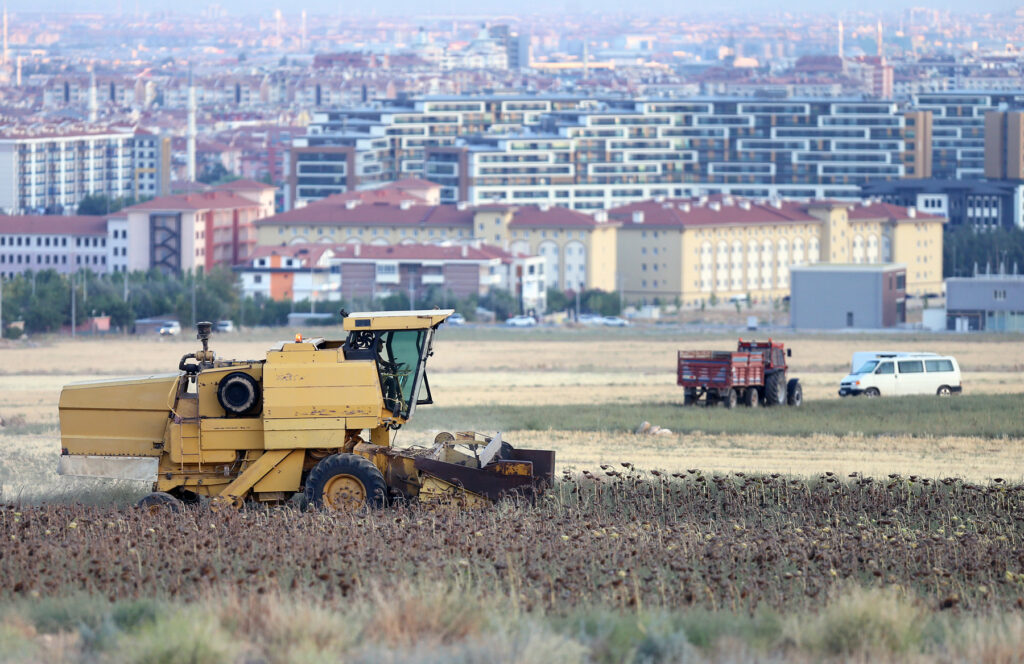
[786,348,792,357]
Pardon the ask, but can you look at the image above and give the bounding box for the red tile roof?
[609,196,817,228]
[242,241,516,266]
[123,191,261,212]
[256,200,473,228]
[0,215,108,235]
[509,205,608,228]
[390,177,441,190]
[609,196,941,228]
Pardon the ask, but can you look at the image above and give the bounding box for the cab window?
[875,361,894,375]
[856,360,879,374]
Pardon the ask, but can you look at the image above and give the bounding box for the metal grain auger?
[57,310,555,511]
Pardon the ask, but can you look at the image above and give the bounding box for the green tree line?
[944,226,1024,278]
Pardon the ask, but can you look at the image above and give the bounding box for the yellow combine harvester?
[57,310,554,511]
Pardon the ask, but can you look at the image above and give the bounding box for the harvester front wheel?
[137,492,182,514]
[305,453,387,511]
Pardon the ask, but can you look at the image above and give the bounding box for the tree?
[77,194,137,215]
[546,288,571,312]
[197,163,232,185]
[479,288,518,320]
[944,226,1024,278]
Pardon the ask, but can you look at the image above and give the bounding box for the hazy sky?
[2,0,1014,14]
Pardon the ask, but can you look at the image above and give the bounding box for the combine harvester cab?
[58,311,554,511]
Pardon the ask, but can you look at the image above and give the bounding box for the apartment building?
[912,91,1024,180]
[862,178,1024,230]
[290,96,608,208]
[0,215,111,278]
[238,242,546,312]
[427,100,932,209]
[132,130,171,199]
[254,197,617,292]
[0,127,138,215]
[608,196,944,305]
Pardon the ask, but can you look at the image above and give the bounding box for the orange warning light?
[294,333,303,343]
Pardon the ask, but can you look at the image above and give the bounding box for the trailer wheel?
[683,388,697,406]
[305,453,387,511]
[786,379,803,407]
[744,387,759,408]
[724,388,739,409]
[137,492,182,514]
[765,372,785,406]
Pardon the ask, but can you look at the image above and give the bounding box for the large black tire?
[764,372,785,407]
[744,387,759,408]
[683,388,697,406]
[786,378,803,407]
[305,453,387,511]
[217,372,261,416]
[137,492,182,514]
[723,388,738,409]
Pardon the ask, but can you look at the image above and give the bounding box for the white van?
[839,353,962,397]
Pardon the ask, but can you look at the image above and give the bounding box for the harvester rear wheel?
[137,492,182,514]
[765,372,785,406]
[305,453,387,511]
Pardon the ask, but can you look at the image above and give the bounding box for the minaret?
[3,3,9,67]
[187,68,197,182]
[837,19,844,58]
[300,9,307,50]
[88,70,98,122]
[876,20,883,57]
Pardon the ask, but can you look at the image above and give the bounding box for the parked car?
[577,313,603,325]
[505,315,538,327]
[213,320,235,333]
[839,353,961,397]
[158,321,182,336]
[602,316,630,327]
[446,313,466,326]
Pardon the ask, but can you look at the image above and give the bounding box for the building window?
[254,275,262,284]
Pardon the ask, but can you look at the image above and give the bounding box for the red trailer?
[677,339,802,408]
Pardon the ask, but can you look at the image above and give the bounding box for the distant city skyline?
[0,0,1000,15]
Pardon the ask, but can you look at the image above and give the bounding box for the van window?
[875,362,894,374]
[856,360,879,374]
[925,359,954,372]
[898,360,924,373]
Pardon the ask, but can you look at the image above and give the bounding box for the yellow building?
[610,196,944,305]
[255,192,618,293]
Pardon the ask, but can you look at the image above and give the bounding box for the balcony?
[421,273,445,285]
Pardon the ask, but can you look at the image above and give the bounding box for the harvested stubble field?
[2,327,1024,662]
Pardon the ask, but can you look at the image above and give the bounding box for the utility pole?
[309,261,315,314]
[575,287,580,322]
[123,269,128,302]
[70,272,76,338]
[0,274,4,339]
[190,270,197,328]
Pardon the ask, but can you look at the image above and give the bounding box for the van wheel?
[937,385,952,396]
[864,388,880,398]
